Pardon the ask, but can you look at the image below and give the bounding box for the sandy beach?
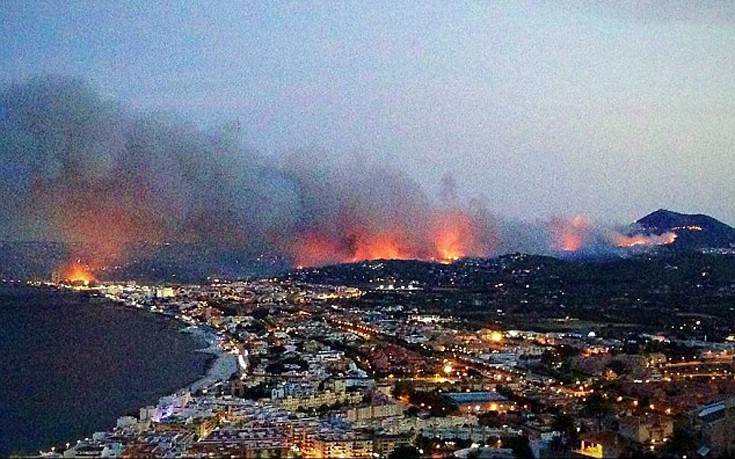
[181,326,239,393]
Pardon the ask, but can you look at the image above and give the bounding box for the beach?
[180,325,239,393]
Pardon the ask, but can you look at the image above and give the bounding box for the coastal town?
[5,1,735,457]
[36,255,735,459]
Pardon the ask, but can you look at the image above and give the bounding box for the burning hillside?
[548,216,591,252]
[291,206,497,267]
[1,78,502,272]
[612,232,677,248]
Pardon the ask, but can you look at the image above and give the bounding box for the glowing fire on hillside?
[349,233,413,263]
[60,262,96,285]
[292,208,493,267]
[292,231,414,268]
[549,215,590,251]
[431,208,487,263]
[612,231,677,248]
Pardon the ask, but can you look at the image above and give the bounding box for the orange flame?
[431,208,485,263]
[294,230,415,267]
[350,233,411,262]
[612,232,677,248]
[35,175,167,274]
[549,215,590,251]
[293,233,343,268]
[60,262,96,285]
[291,207,494,267]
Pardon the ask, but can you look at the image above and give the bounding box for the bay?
[0,285,210,456]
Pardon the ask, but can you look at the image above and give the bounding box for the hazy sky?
[2,1,734,225]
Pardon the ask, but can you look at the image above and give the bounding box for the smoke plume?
[0,77,500,271]
[0,77,681,275]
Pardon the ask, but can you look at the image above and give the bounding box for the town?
[38,251,735,458]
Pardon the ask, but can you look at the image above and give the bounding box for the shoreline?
[96,293,240,395]
[101,294,240,395]
[30,284,239,457]
[179,325,239,393]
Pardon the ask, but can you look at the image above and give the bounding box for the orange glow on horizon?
[292,231,414,267]
[291,206,494,267]
[349,233,412,262]
[289,204,497,268]
[292,233,343,268]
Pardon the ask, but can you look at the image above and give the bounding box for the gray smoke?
[0,77,500,267]
[0,76,664,270]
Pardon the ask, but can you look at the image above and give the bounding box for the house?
[618,414,673,445]
[693,396,735,457]
[576,431,629,458]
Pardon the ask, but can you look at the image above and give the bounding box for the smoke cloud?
[1,77,299,267]
[0,77,678,274]
[0,77,501,270]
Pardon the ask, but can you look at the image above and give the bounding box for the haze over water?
[0,285,210,456]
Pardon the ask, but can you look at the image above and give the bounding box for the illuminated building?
[309,431,373,458]
[444,391,511,413]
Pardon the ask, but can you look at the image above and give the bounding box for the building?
[309,431,373,458]
[273,388,363,411]
[373,433,414,457]
[618,414,673,445]
[577,431,629,458]
[189,427,289,459]
[693,396,735,457]
[444,391,511,414]
[345,401,404,427]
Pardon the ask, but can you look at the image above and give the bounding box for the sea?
[0,284,211,456]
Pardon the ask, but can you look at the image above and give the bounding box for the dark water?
[0,285,210,456]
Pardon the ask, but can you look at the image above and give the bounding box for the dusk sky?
[2,1,735,225]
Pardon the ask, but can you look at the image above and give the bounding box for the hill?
[634,209,735,250]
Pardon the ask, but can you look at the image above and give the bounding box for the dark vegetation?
[290,252,735,339]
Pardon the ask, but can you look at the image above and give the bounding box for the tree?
[388,445,421,459]
[392,379,412,398]
[252,307,270,320]
[478,411,501,427]
[551,413,580,450]
[663,417,697,457]
[605,359,628,377]
[405,406,420,417]
[582,392,614,430]
[506,436,533,459]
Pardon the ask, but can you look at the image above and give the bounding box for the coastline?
[179,325,239,393]
[101,294,240,395]
[30,284,239,457]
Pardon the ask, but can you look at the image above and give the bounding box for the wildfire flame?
[291,207,494,267]
[293,231,417,267]
[60,262,96,285]
[431,208,485,263]
[293,233,345,268]
[350,232,412,262]
[612,232,677,248]
[549,215,590,251]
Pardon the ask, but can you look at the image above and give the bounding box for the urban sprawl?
[33,255,735,458]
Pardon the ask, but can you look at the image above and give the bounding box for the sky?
[2,1,735,226]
